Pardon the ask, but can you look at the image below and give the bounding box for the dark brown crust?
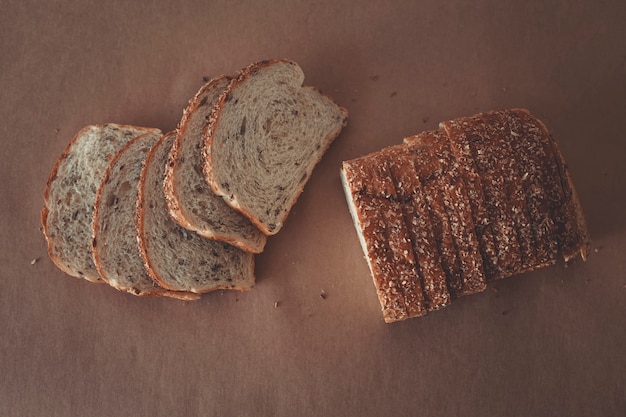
[384,144,451,310]
[92,133,200,300]
[442,117,519,280]
[41,123,160,282]
[504,109,559,270]
[406,130,486,297]
[371,153,428,319]
[136,132,254,294]
[530,114,591,261]
[202,59,348,236]
[341,161,411,322]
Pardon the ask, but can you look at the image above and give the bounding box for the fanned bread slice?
[137,132,255,293]
[204,59,349,235]
[92,132,199,300]
[42,124,161,282]
[164,75,267,253]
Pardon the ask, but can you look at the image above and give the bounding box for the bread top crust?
[42,123,161,282]
[164,75,267,253]
[203,59,348,235]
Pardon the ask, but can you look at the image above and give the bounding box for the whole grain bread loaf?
[137,132,255,293]
[42,124,161,282]
[343,109,590,323]
[164,75,267,253]
[92,131,199,300]
[203,59,348,235]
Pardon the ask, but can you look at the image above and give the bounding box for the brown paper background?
[1,1,624,416]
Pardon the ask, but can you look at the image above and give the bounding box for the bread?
[203,59,348,235]
[92,131,199,300]
[137,131,255,293]
[403,130,486,297]
[42,124,161,282]
[343,109,589,322]
[164,75,267,253]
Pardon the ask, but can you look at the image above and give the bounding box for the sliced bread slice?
[164,75,267,253]
[137,132,255,293]
[203,59,348,235]
[42,124,161,282]
[92,132,199,300]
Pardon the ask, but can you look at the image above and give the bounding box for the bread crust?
[203,59,348,235]
[42,124,161,282]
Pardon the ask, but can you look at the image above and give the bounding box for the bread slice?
[518,110,591,262]
[204,59,348,235]
[42,124,161,282]
[92,132,199,300]
[137,131,255,293]
[441,115,523,280]
[164,75,267,254]
[384,144,451,310]
[404,130,486,297]
[341,157,421,322]
[496,109,559,270]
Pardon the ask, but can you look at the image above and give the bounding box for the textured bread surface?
[92,132,199,300]
[42,124,161,282]
[204,59,348,235]
[343,109,589,323]
[137,132,255,293]
[164,75,267,253]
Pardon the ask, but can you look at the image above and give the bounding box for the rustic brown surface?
[1,1,624,416]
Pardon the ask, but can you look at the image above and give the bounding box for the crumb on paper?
[320,290,327,300]
[202,75,211,82]
[274,301,279,309]
[54,128,60,134]
[31,258,39,265]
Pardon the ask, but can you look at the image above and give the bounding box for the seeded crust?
[384,144,451,310]
[498,109,559,271]
[521,111,591,262]
[137,132,255,293]
[204,59,348,235]
[404,130,486,297]
[441,116,521,280]
[164,75,267,253]
[42,124,161,282]
[341,160,415,322]
[92,132,199,300]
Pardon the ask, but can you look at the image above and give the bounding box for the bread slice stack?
[341,109,590,323]
[41,59,348,298]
